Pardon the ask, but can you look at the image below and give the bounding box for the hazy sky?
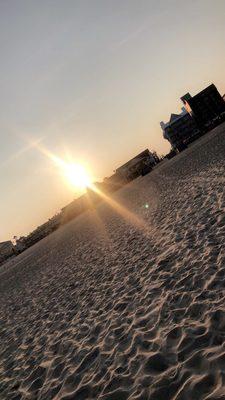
[1,0,225,241]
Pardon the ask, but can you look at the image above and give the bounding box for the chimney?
[160,121,165,131]
[181,93,192,104]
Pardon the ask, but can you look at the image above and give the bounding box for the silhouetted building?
[103,172,124,189]
[21,213,61,249]
[181,84,225,132]
[115,149,158,182]
[160,108,200,151]
[14,237,27,253]
[0,241,15,264]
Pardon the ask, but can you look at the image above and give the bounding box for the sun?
[63,163,92,189]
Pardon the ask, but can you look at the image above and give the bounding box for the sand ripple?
[0,125,225,399]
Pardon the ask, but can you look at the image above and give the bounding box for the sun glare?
[20,136,92,191]
[63,163,91,189]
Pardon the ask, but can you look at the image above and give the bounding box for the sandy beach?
[1,123,225,400]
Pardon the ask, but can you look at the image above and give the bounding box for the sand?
[0,123,225,399]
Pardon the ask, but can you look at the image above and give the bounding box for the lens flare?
[63,163,91,189]
[18,134,92,190]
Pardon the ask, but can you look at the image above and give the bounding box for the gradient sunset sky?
[1,0,225,241]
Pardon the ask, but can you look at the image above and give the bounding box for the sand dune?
[0,124,225,399]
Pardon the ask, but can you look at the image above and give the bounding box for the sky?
[1,0,225,241]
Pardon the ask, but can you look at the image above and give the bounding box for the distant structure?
[0,241,15,265]
[181,83,225,132]
[160,108,200,151]
[86,149,160,205]
[13,213,61,252]
[161,83,225,150]
[103,173,125,191]
[115,149,159,182]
